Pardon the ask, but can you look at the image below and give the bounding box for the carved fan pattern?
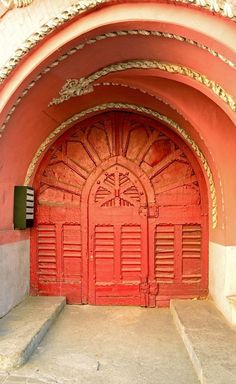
[38,114,200,210]
[94,169,141,207]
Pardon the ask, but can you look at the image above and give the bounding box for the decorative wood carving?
[49,60,236,113]
[1,0,33,8]
[25,103,217,228]
[31,112,208,306]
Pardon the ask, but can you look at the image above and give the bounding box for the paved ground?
[0,306,199,384]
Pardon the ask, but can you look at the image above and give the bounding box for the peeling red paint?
[30,112,208,306]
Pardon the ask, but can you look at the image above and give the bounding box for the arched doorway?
[30,112,208,306]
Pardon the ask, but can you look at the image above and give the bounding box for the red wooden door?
[88,165,149,306]
[31,112,208,306]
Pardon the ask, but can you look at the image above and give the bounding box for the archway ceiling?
[1,18,236,128]
[1,1,236,242]
[1,1,236,83]
[0,15,235,175]
[1,2,236,107]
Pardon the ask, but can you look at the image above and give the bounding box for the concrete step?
[0,296,66,372]
[171,299,236,384]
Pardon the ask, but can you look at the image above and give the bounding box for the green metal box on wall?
[14,186,34,229]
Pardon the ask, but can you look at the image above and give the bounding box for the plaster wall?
[209,241,236,324]
[0,239,29,318]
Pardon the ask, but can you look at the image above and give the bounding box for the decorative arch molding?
[1,26,236,137]
[24,102,217,229]
[0,0,34,8]
[48,59,236,114]
[0,0,236,84]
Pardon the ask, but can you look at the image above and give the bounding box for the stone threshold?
[171,299,236,384]
[0,296,65,372]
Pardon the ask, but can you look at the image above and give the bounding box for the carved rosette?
[49,78,94,106]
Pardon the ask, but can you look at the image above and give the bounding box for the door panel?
[62,224,82,280]
[154,224,205,306]
[121,225,142,282]
[35,222,82,303]
[37,224,57,282]
[155,225,175,284]
[94,225,115,283]
[92,224,144,305]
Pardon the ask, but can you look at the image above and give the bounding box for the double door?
[31,112,208,306]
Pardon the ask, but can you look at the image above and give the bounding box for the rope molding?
[24,102,217,229]
[0,0,34,7]
[0,0,236,84]
[1,29,235,138]
[0,0,107,83]
[49,60,236,113]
